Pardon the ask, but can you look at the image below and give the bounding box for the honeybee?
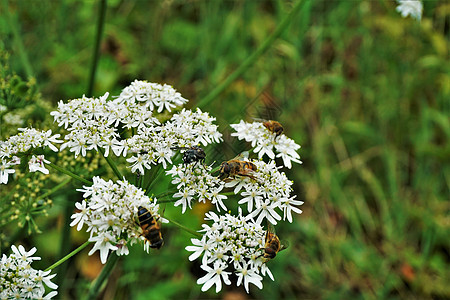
[137,206,164,249]
[171,145,206,168]
[262,120,284,140]
[259,224,287,262]
[218,159,258,181]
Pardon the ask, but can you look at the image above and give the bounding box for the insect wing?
[279,239,289,252]
[230,151,250,161]
[266,223,288,252]
[265,223,276,242]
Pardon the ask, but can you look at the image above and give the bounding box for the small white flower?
[185,237,212,266]
[35,270,58,290]
[209,186,228,211]
[88,232,119,264]
[282,195,304,223]
[251,199,282,225]
[0,158,16,184]
[28,155,50,174]
[197,261,231,293]
[69,200,89,231]
[239,188,263,212]
[126,154,151,175]
[10,245,41,263]
[116,239,130,256]
[396,0,423,21]
[173,188,195,214]
[236,261,263,293]
[0,245,58,299]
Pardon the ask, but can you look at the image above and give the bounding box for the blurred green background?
[1,0,449,299]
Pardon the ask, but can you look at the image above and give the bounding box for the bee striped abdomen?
[137,206,164,249]
[138,206,154,226]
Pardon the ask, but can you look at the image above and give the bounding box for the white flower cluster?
[165,108,223,147]
[51,92,158,158]
[0,128,61,184]
[115,80,188,112]
[396,0,423,21]
[167,163,227,213]
[126,108,223,174]
[0,104,7,113]
[230,121,301,169]
[186,211,272,293]
[50,81,222,174]
[225,159,303,224]
[0,245,58,299]
[71,176,165,264]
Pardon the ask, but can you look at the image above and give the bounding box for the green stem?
[85,254,119,300]
[36,177,72,201]
[144,165,163,194]
[155,189,177,199]
[48,163,92,185]
[164,216,202,238]
[197,0,304,108]
[157,198,178,204]
[86,0,107,97]
[2,0,33,78]
[221,192,237,197]
[99,149,123,180]
[45,240,90,272]
[54,186,76,290]
[139,170,145,188]
[135,171,143,188]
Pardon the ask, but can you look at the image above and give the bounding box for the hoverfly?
[259,223,288,263]
[262,120,284,140]
[217,159,258,181]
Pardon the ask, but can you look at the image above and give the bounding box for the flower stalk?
[164,215,202,238]
[85,254,119,300]
[47,163,92,185]
[197,0,304,108]
[45,240,91,272]
[99,148,123,180]
[86,0,107,96]
[36,177,72,201]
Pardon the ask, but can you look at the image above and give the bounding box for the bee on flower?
[70,177,166,263]
[230,120,302,169]
[185,210,276,293]
[223,159,304,225]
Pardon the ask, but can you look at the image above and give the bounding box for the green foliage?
[1,0,448,299]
